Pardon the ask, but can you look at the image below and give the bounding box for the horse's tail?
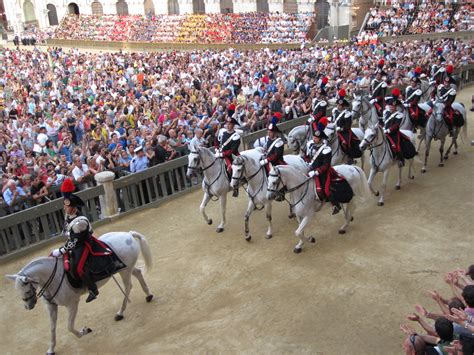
[130,231,153,273]
[352,166,372,201]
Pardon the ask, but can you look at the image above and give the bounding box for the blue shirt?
[3,186,27,206]
[130,155,149,173]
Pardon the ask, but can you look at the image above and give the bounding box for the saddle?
[444,107,464,127]
[337,130,362,158]
[64,238,126,289]
[385,131,416,160]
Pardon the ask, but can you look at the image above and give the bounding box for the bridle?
[188,150,217,172]
[268,168,312,208]
[188,149,224,200]
[351,97,370,118]
[231,156,266,210]
[362,125,391,172]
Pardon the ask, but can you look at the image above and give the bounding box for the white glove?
[384,129,390,134]
[308,116,315,123]
[308,170,318,178]
[215,152,223,158]
[336,126,342,132]
[51,248,62,257]
[369,99,377,104]
[429,80,436,86]
[260,159,268,166]
[403,103,410,108]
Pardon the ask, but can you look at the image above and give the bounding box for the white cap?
[134,146,143,153]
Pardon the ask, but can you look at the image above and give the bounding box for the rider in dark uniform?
[381,98,405,167]
[52,179,99,303]
[370,61,388,117]
[215,116,241,196]
[404,79,426,129]
[437,76,459,135]
[260,123,285,172]
[308,80,328,135]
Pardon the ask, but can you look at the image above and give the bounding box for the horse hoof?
[438,163,444,167]
[207,219,213,225]
[453,151,458,155]
[115,315,124,321]
[216,227,224,233]
[47,352,55,355]
[338,230,346,235]
[421,168,426,173]
[377,201,384,206]
[288,213,295,219]
[409,175,415,180]
[444,155,449,160]
[265,234,272,240]
[245,235,251,242]
[293,247,302,254]
[395,185,401,190]
[83,327,92,334]
[146,295,154,303]
[350,216,354,222]
[375,191,380,197]
[309,237,316,243]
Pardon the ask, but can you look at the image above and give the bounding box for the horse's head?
[287,126,307,153]
[433,102,446,122]
[351,94,362,119]
[230,155,245,190]
[266,166,283,201]
[186,148,201,178]
[360,125,378,151]
[324,122,337,141]
[6,274,38,310]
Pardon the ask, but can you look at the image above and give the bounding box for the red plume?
[446,65,454,74]
[415,66,422,74]
[273,112,282,120]
[322,76,328,84]
[60,178,76,193]
[378,59,385,66]
[392,88,400,97]
[319,116,329,127]
[338,89,346,98]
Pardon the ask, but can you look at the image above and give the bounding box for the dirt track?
[1,90,473,355]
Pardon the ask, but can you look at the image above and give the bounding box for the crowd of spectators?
[53,12,314,44]
[0,37,472,212]
[359,1,473,43]
[400,265,474,354]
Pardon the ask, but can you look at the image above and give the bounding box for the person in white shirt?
[72,155,92,190]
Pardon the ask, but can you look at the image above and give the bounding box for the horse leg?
[294,215,310,254]
[216,193,227,233]
[244,199,253,241]
[115,270,133,321]
[46,303,58,355]
[288,205,295,219]
[367,168,379,196]
[265,201,273,239]
[66,302,92,337]
[132,267,153,302]
[338,202,352,234]
[200,193,212,225]
[416,132,425,155]
[408,158,415,180]
[378,170,389,206]
[444,136,456,159]
[360,153,365,171]
[438,139,445,167]
[422,138,431,173]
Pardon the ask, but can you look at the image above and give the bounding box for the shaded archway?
[168,0,179,15]
[256,0,268,13]
[283,0,297,13]
[91,1,103,15]
[192,0,204,14]
[315,0,329,29]
[67,2,79,14]
[144,0,154,16]
[23,0,36,23]
[47,4,58,25]
[116,0,129,15]
[220,0,233,14]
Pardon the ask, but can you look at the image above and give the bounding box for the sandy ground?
[0,90,473,355]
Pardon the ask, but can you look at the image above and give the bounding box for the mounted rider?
[260,120,285,174]
[51,179,107,303]
[370,59,388,117]
[305,116,329,162]
[380,97,407,167]
[308,76,329,134]
[331,89,358,164]
[307,121,352,215]
[215,115,241,196]
[404,78,427,129]
[431,49,447,86]
[437,74,462,135]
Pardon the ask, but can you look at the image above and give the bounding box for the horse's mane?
[276,165,308,179]
[240,148,264,162]
[18,257,55,276]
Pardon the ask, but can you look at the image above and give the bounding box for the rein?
[29,257,66,305]
[232,156,266,210]
[189,150,223,200]
[364,126,391,172]
[268,170,312,209]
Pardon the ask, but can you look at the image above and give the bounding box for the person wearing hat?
[215,116,241,196]
[130,145,149,173]
[331,89,350,126]
[370,66,388,117]
[437,77,461,136]
[381,98,406,167]
[405,75,421,103]
[307,121,343,215]
[389,88,404,112]
[404,87,427,129]
[308,79,328,131]
[431,51,446,85]
[335,109,357,165]
[51,179,99,303]
[260,122,285,173]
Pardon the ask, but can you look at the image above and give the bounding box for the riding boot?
[82,272,99,303]
[232,188,239,197]
[398,152,405,168]
[329,196,341,215]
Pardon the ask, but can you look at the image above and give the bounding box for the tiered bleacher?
[53,12,314,44]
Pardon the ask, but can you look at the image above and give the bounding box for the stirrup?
[398,160,405,168]
[86,290,98,303]
[332,205,341,215]
[232,189,239,197]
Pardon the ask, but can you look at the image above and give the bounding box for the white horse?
[7,231,153,355]
[420,80,436,102]
[230,148,308,242]
[422,101,467,173]
[266,165,371,253]
[351,94,380,132]
[360,124,416,206]
[287,124,365,167]
[399,101,431,154]
[186,146,230,233]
